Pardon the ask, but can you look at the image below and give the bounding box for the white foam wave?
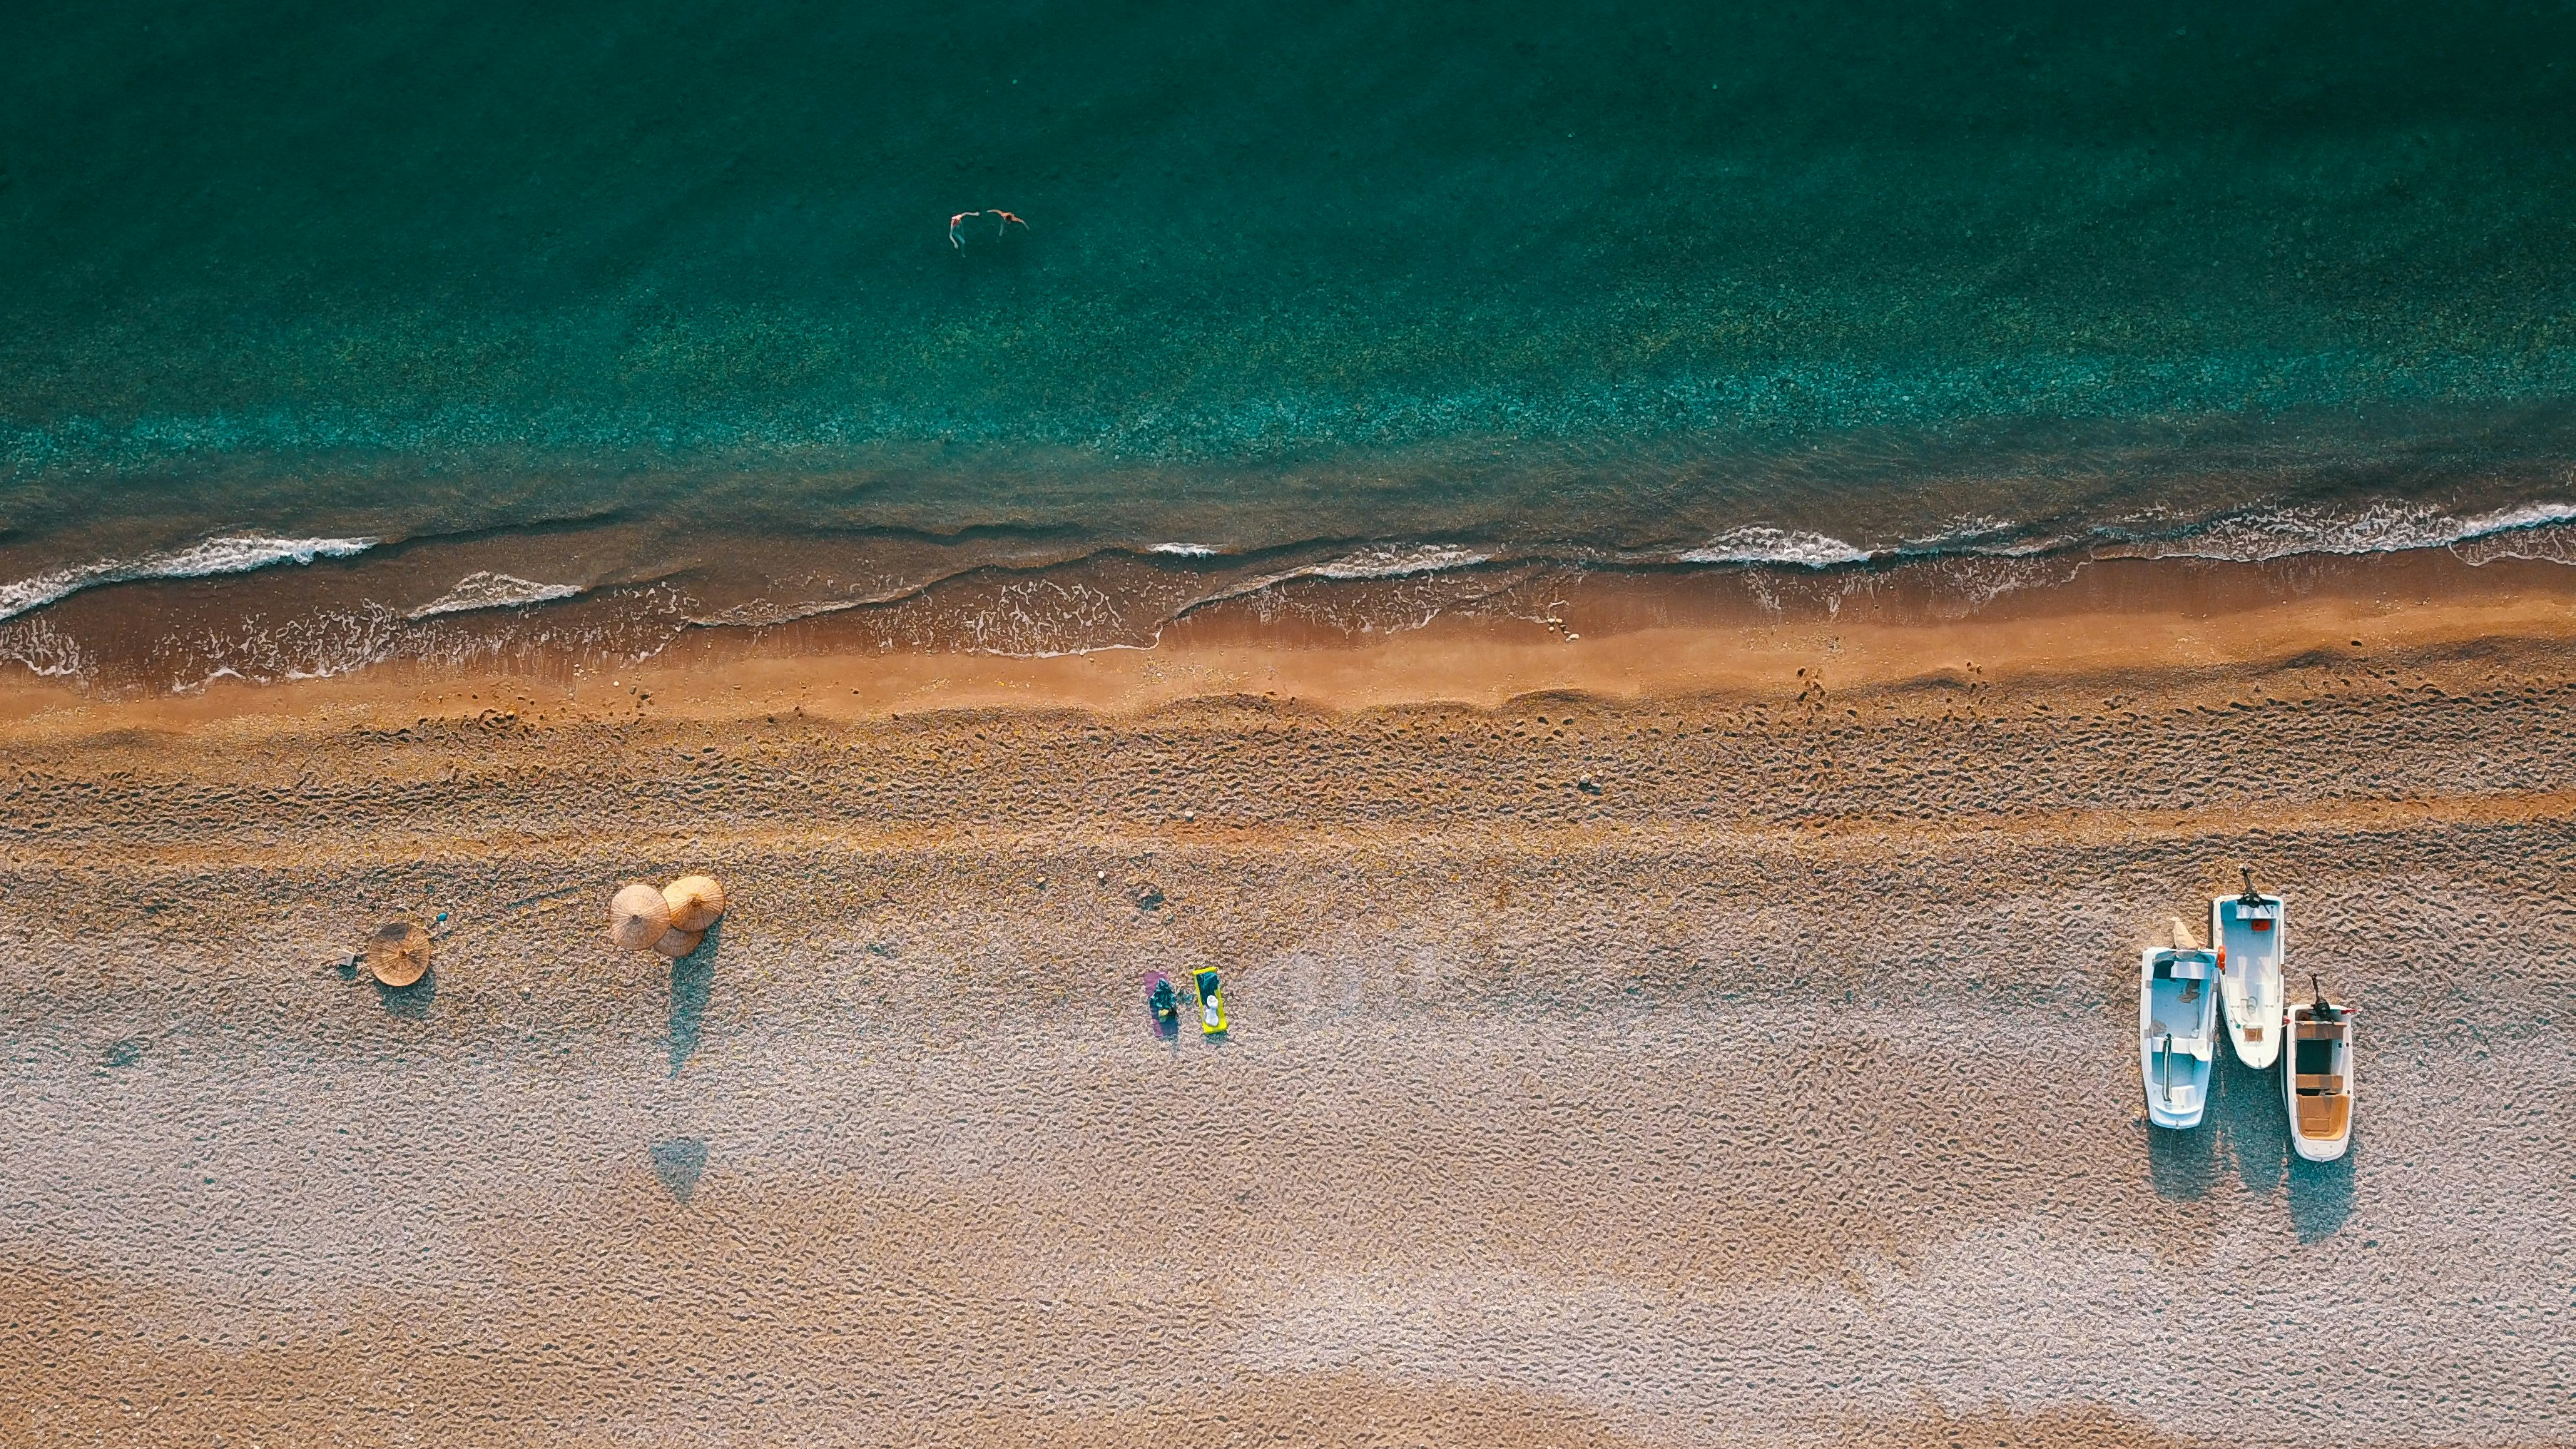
[0,616,89,679]
[1895,517,2070,558]
[406,571,586,621]
[1304,544,1493,581]
[1677,527,1873,568]
[0,534,377,624]
[2453,522,2576,566]
[2431,502,2576,551]
[1154,543,1505,628]
[1149,542,1221,556]
[183,606,409,691]
[684,580,940,629]
[691,598,862,628]
[2118,500,2576,564]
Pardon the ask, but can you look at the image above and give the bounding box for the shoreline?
[4,546,2573,732]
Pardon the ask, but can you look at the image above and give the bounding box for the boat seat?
[2294,1072,2345,1094]
[2296,1094,2351,1138]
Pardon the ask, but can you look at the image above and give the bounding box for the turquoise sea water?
[3,1,2575,656]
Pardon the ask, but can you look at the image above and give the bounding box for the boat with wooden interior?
[2285,977,2355,1161]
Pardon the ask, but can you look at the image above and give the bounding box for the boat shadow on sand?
[2149,1051,2357,1241]
[2145,1106,2219,1202]
[2210,1052,2290,1199]
[2284,1149,2357,1243]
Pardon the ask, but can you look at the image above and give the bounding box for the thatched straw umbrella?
[609,882,673,950]
[651,927,705,960]
[663,875,726,933]
[367,921,432,987]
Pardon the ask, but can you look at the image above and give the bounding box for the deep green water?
[4,0,2575,566]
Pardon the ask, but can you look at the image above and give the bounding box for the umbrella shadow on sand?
[650,1137,708,1203]
[374,967,437,1020]
[667,920,722,1077]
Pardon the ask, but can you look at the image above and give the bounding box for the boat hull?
[2139,947,2219,1129]
[2145,1094,2206,1132]
[2211,893,2286,1069]
[2289,1132,2351,1163]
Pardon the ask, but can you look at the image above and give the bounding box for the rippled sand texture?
[4,643,2573,1448]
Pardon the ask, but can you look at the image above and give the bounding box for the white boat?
[2139,931,2219,1129]
[2285,980,2355,1161]
[2210,870,2286,1069]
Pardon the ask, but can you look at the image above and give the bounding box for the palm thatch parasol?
[609,882,673,950]
[663,875,726,933]
[366,921,432,987]
[651,927,705,960]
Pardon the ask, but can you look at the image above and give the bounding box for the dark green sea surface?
[4,0,2575,561]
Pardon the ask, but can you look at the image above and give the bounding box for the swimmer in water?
[950,209,1032,250]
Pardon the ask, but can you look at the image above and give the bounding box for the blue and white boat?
[2140,920,2219,1129]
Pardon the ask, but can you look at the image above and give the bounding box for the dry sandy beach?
[2,555,2572,1447]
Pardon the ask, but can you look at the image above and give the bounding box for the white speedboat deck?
[2212,887,2286,1069]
